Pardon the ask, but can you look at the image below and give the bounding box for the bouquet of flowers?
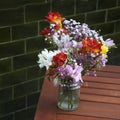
[38,11,116,86]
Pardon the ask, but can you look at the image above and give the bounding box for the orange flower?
[82,38,103,54]
[45,11,65,28]
[52,52,67,66]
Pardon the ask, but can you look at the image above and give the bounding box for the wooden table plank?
[80,94,120,104]
[57,101,120,119]
[34,65,120,120]
[81,87,120,97]
[100,65,120,73]
[34,77,58,120]
[83,76,120,84]
[57,114,114,120]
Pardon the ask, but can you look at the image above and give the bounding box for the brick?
[115,20,120,32]
[15,106,36,120]
[26,36,50,53]
[107,7,120,21]
[0,27,10,43]
[118,0,120,6]
[76,0,97,13]
[12,22,38,40]
[14,80,38,98]
[27,66,45,80]
[66,14,85,23]
[0,97,26,116]
[52,0,74,16]
[0,69,27,89]
[39,77,44,90]
[0,1,20,9]
[27,92,40,106]
[95,22,114,35]
[0,58,11,74]
[0,41,24,59]
[107,44,120,65]
[0,7,24,27]
[98,0,117,9]
[39,21,49,31]
[0,114,13,120]
[0,0,45,9]
[104,32,120,45]
[89,25,96,30]
[27,0,45,3]
[25,3,50,22]
[108,44,120,56]
[86,10,105,25]
[0,87,12,104]
[108,54,120,65]
[13,52,38,70]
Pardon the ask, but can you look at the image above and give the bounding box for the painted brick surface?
[52,0,74,16]
[0,70,27,89]
[86,10,105,25]
[0,58,11,74]
[98,0,117,9]
[0,8,24,27]
[0,87,12,103]
[0,41,24,58]
[12,22,38,40]
[107,7,120,21]
[0,0,120,119]
[76,0,97,13]
[25,3,51,22]
[0,27,10,43]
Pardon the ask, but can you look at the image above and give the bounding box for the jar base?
[57,103,79,111]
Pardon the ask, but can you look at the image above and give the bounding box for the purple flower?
[65,65,73,76]
[57,64,83,83]
[57,66,66,79]
[71,65,83,83]
[105,39,115,47]
[98,55,108,67]
[77,42,83,49]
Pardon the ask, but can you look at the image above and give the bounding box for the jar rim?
[59,82,81,90]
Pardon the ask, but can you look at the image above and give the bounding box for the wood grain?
[34,65,120,120]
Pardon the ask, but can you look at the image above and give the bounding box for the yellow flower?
[101,45,108,54]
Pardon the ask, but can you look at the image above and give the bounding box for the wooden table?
[34,65,120,120]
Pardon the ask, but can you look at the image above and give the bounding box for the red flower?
[52,52,67,66]
[45,11,65,28]
[82,38,103,54]
[40,28,52,37]
[48,67,57,76]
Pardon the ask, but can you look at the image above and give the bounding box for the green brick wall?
[0,0,120,119]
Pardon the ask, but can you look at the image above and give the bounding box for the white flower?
[37,49,60,70]
[53,33,71,49]
[63,20,70,24]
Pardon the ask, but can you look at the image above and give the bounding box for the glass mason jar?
[57,82,80,111]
